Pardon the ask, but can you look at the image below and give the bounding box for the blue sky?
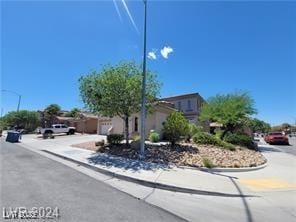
[1,0,295,125]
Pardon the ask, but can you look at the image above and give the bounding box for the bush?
[132,135,141,141]
[202,157,214,168]
[192,132,235,151]
[223,132,253,148]
[185,123,202,142]
[107,134,124,145]
[163,111,189,146]
[214,129,223,140]
[149,132,160,143]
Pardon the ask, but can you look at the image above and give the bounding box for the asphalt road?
[0,141,185,222]
[272,137,296,156]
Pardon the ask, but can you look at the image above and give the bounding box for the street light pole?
[140,0,147,159]
[17,95,21,112]
[1,89,22,112]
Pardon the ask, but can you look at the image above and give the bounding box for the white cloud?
[148,51,157,60]
[160,46,173,59]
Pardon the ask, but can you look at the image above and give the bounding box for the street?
[1,138,296,222]
[0,141,184,222]
[272,137,296,156]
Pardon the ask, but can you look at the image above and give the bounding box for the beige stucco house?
[97,101,175,138]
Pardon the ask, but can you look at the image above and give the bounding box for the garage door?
[100,121,112,135]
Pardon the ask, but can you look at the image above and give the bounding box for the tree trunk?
[124,115,129,145]
[221,124,234,140]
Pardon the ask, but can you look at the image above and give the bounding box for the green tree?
[2,110,40,132]
[43,104,61,126]
[248,118,271,133]
[200,92,256,139]
[65,108,81,118]
[0,117,8,130]
[163,111,189,146]
[79,61,160,145]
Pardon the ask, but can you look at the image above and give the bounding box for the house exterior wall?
[73,118,98,134]
[97,105,173,139]
[161,93,204,123]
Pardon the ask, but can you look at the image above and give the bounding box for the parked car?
[264,132,289,145]
[40,124,75,138]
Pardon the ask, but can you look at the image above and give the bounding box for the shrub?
[107,134,124,145]
[163,111,189,146]
[214,129,223,139]
[133,135,141,141]
[223,132,253,148]
[202,157,214,168]
[192,132,235,151]
[185,123,202,142]
[149,132,160,143]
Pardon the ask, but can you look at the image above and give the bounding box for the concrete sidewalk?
[14,134,258,197]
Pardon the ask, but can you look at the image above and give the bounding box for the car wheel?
[69,129,75,135]
[44,131,53,139]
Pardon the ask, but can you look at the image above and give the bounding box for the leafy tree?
[43,104,61,126]
[65,108,81,118]
[248,118,271,133]
[79,61,160,145]
[0,117,8,129]
[2,110,40,132]
[199,92,256,139]
[163,111,189,146]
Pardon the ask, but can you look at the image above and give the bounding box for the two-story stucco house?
[97,92,207,138]
[160,92,205,123]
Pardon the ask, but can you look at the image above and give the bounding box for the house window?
[134,117,138,132]
[187,100,191,110]
[177,101,181,111]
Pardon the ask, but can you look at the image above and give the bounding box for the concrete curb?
[41,150,257,198]
[175,162,268,172]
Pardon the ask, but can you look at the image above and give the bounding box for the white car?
[40,124,75,137]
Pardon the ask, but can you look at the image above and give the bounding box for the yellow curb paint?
[240,178,296,191]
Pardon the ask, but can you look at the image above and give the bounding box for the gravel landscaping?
[72,141,266,168]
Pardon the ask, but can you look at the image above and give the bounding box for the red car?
[264,132,289,145]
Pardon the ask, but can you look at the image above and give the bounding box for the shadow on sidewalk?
[230,178,254,222]
[200,170,254,222]
[87,153,170,172]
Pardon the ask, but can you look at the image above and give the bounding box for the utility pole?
[140,0,147,159]
[1,89,22,112]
